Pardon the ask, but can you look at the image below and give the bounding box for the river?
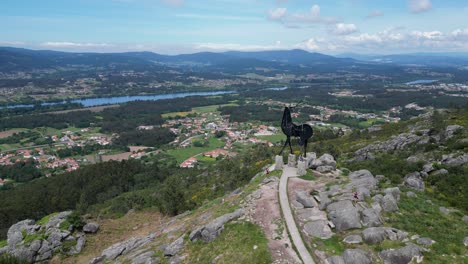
[0,91,235,109]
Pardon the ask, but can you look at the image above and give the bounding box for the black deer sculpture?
[279,106,313,157]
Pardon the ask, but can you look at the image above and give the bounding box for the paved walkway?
[279,166,315,264]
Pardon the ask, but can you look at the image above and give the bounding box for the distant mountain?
[337,52,468,67]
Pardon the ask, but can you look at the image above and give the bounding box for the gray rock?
[342,249,372,264]
[348,170,377,190]
[362,208,382,227]
[464,237,468,246]
[422,163,434,173]
[445,125,463,139]
[67,233,86,255]
[328,255,345,264]
[274,155,283,170]
[287,154,296,167]
[7,219,37,248]
[379,243,423,264]
[83,222,100,233]
[384,187,401,201]
[441,153,468,167]
[439,206,459,215]
[35,241,52,262]
[343,235,363,244]
[406,191,417,198]
[419,171,428,178]
[416,237,435,246]
[406,156,421,163]
[305,152,317,168]
[89,256,105,264]
[384,227,408,241]
[363,227,387,244]
[43,211,72,231]
[297,160,307,176]
[319,154,336,169]
[356,187,370,200]
[291,200,304,210]
[303,220,333,239]
[354,132,423,157]
[462,215,468,222]
[0,246,8,255]
[327,200,362,231]
[381,194,399,212]
[295,190,318,208]
[310,159,323,169]
[100,233,156,261]
[47,229,70,249]
[404,172,425,191]
[164,235,185,257]
[316,165,335,173]
[318,191,331,210]
[131,251,159,264]
[190,209,244,242]
[430,169,448,176]
[376,175,386,181]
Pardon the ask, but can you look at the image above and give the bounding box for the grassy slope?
[166,137,224,163]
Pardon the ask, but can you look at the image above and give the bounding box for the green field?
[163,103,239,118]
[257,134,285,143]
[166,137,225,163]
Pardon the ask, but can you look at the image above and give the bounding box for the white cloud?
[295,38,320,50]
[267,4,338,26]
[161,0,184,7]
[366,10,384,19]
[194,42,284,52]
[0,41,25,46]
[268,8,287,21]
[41,42,113,48]
[408,0,432,13]
[328,23,358,35]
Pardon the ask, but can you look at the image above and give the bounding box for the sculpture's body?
[279,106,313,157]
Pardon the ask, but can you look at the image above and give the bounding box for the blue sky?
[1,0,467,54]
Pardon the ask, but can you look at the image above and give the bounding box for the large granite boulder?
[361,208,382,227]
[363,227,387,244]
[189,209,244,242]
[83,222,100,234]
[318,191,331,210]
[303,220,333,239]
[328,255,345,264]
[342,249,372,264]
[326,200,362,231]
[43,211,72,231]
[384,187,401,201]
[97,234,156,262]
[310,154,336,170]
[445,125,463,139]
[379,243,423,264]
[381,194,399,212]
[404,172,425,191]
[348,170,377,190]
[295,190,318,208]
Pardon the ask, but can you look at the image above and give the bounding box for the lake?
[405,79,438,85]
[0,91,235,109]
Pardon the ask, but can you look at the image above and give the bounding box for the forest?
[0,144,274,239]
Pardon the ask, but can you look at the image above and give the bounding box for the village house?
[180,157,197,168]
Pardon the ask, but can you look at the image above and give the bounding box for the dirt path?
[279,166,315,264]
[248,164,301,264]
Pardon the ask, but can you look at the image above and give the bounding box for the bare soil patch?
[0,129,24,139]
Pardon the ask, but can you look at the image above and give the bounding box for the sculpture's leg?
[304,139,308,158]
[279,137,289,155]
[288,137,293,154]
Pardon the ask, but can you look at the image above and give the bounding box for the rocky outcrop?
[354,133,426,160]
[189,209,244,242]
[416,237,435,246]
[92,233,156,263]
[379,243,423,264]
[327,200,361,231]
[164,235,185,257]
[361,208,382,227]
[441,153,468,167]
[445,125,463,139]
[348,170,378,191]
[4,211,86,263]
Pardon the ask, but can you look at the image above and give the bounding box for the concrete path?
[279,166,315,264]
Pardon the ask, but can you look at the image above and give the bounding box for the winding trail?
[279,166,315,264]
